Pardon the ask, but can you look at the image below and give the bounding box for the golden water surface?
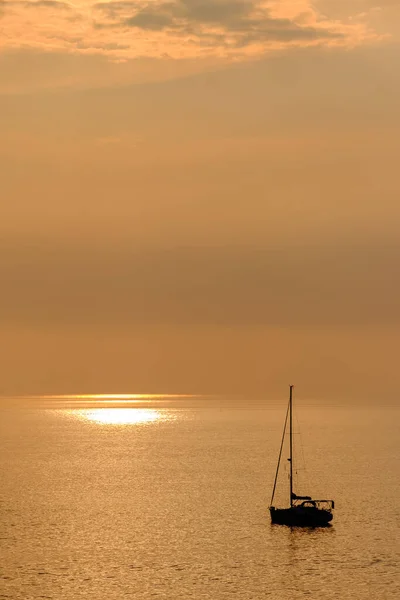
[1,397,399,599]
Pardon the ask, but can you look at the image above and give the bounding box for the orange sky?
[1,2,399,399]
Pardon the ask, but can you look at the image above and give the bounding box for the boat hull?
[270,506,333,527]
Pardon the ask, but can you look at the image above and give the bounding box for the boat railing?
[294,499,334,510]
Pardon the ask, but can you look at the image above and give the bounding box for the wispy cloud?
[0,0,380,60]
[1,0,73,9]
[93,0,345,49]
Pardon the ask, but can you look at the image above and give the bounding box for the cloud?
[1,0,72,8]
[28,0,72,7]
[93,0,345,48]
[1,242,400,329]
[0,0,381,62]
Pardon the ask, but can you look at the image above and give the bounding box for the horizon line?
[2,393,207,400]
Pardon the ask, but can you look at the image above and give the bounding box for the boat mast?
[270,398,290,507]
[289,384,293,507]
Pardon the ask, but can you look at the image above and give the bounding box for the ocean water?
[0,397,399,599]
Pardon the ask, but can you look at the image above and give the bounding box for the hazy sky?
[1,1,400,398]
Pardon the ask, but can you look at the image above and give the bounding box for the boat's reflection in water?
[78,408,164,425]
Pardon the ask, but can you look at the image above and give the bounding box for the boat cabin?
[293,497,335,511]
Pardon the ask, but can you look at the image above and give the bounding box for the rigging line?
[295,404,309,492]
[270,399,290,507]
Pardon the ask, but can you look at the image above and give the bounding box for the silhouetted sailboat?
[269,385,334,527]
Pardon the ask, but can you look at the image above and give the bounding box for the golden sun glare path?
[79,408,165,425]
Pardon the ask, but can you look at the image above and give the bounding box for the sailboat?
[269,385,334,527]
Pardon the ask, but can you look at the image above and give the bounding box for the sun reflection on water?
[79,408,163,425]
